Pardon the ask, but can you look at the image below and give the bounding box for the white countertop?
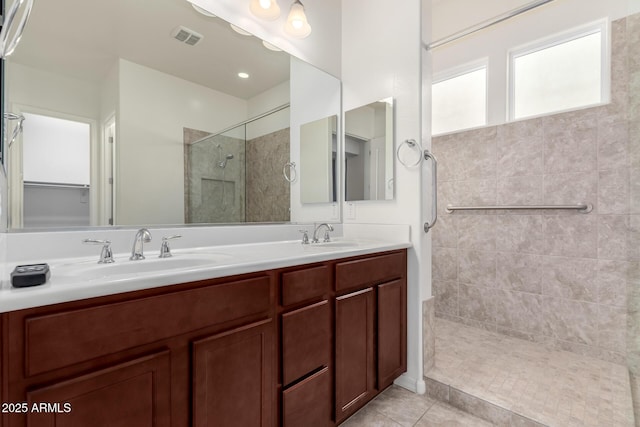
[0,238,411,313]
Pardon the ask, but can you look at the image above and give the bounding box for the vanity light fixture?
[284,0,311,38]
[238,72,250,79]
[230,24,252,36]
[250,0,281,21]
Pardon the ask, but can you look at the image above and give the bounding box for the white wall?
[289,57,341,223]
[342,0,427,393]
[300,116,332,203]
[431,0,633,127]
[116,59,248,225]
[187,0,341,78]
[6,62,101,120]
[246,80,290,140]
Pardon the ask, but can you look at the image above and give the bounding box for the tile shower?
[428,12,640,426]
[183,109,291,224]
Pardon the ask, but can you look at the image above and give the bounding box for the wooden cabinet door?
[26,350,171,427]
[335,288,375,423]
[377,279,407,390]
[193,319,274,427]
[282,367,331,427]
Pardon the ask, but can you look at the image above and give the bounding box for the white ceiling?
[10,0,291,100]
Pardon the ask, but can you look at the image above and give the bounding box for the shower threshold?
[425,318,636,427]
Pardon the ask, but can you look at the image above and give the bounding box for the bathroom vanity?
[0,244,407,427]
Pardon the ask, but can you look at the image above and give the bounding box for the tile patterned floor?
[342,385,494,427]
[425,318,636,427]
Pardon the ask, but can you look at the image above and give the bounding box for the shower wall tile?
[496,252,543,294]
[543,108,598,174]
[458,250,496,287]
[457,215,496,251]
[597,259,629,307]
[497,175,543,205]
[432,137,458,182]
[432,215,457,249]
[458,284,495,323]
[437,181,457,215]
[494,290,544,335]
[434,280,458,316]
[542,256,598,302]
[542,296,599,345]
[496,118,543,177]
[598,304,627,353]
[495,215,544,254]
[454,179,496,207]
[630,168,640,214]
[433,248,457,281]
[543,215,598,258]
[543,172,597,213]
[598,215,630,260]
[598,120,629,171]
[423,297,436,373]
[598,168,630,214]
[454,127,497,181]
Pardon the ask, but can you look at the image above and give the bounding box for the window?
[510,22,607,120]
[432,65,487,135]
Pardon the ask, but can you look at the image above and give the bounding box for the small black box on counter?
[11,264,50,288]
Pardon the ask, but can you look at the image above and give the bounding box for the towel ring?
[283,162,297,183]
[396,139,422,167]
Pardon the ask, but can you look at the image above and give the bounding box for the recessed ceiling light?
[230,24,252,36]
[238,72,250,79]
[262,41,282,52]
[191,4,216,18]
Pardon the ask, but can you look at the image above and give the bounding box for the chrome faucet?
[82,239,115,264]
[312,223,334,243]
[130,228,152,260]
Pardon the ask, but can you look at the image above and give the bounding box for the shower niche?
[184,106,291,224]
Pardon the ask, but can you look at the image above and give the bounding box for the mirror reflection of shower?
[217,144,234,168]
[216,144,234,211]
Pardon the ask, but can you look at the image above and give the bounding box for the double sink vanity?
[0,226,410,426]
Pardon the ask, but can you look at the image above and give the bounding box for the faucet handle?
[298,230,309,245]
[159,235,182,258]
[322,230,331,243]
[82,239,115,264]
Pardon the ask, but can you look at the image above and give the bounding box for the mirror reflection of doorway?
[8,110,105,228]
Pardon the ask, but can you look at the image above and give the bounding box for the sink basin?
[53,253,229,281]
[303,240,362,249]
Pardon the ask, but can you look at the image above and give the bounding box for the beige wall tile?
[543,215,598,258]
[496,252,543,294]
[458,250,496,287]
[496,215,544,254]
[542,256,599,302]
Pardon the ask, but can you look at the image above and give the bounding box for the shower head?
[218,153,234,168]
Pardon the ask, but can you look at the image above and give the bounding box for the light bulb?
[250,0,280,21]
[284,1,311,38]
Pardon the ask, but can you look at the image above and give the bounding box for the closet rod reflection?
[445,203,592,213]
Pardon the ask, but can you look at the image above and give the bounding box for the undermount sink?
[53,253,228,281]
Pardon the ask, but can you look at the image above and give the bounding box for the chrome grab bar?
[445,204,593,213]
[423,149,438,233]
[0,0,34,58]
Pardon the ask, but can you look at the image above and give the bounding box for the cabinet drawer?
[283,367,331,427]
[281,265,330,306]
[22,276,271,376]
[335,252,405,292]
[282,300,331,385]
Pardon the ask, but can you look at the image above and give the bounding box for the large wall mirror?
[1,0,340,230]
[344,98,394,201]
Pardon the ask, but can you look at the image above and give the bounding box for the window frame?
[507,19,610,121]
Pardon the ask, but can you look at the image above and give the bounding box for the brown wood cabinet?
[334,251,407,424]
[0,249,406,427]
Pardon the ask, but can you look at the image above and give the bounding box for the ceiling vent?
[171,26,204,46]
